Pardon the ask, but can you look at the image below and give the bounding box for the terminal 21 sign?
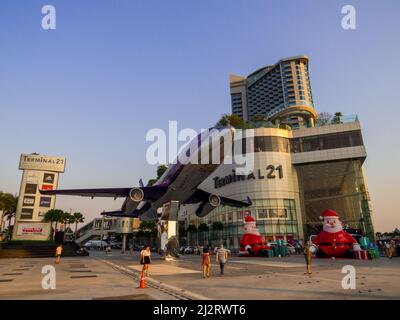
[213,164,283,189]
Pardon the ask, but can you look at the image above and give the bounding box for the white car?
[84,240,108,249]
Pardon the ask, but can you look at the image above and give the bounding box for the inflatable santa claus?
[239,216,269,256]
[312,209,360,258]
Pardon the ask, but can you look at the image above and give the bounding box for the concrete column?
[122,234,126,254]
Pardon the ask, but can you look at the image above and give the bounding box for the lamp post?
[100,215,105,251]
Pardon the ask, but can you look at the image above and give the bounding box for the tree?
[147,165,168,186]
[198,223,209,232]
[198,223,209,245]
[332,112,343,124]
[216,114,245,128]
[212,221,224,244]
[156,165,168,179]
[252,114,266,122]
[72,212,85,239]
[186,224,198,246]
[187,224,197,233]
[138,220,158,244]
[43,209,64,239]
[212,221,223,231]
[216,114,229,127]
[317,112,332,126]
[0,192,17,232]
[60,211,72,231]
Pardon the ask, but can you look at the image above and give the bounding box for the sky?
[0,0,399,232]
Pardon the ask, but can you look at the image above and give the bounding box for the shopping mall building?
[180,56,374,250]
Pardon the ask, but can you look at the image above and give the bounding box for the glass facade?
[187,199,299,251]
[296,159,374,240]
[291,130,363,153]
[241,136,290,153]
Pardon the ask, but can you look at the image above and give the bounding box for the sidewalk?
[0,256,174,300]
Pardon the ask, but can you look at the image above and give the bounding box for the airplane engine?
[209,194,221,207]
[195,202,215,218]
[195,194,221,217]
[129,188,144,202]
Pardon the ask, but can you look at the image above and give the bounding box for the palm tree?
[0,192,17,232]
[332,112,343,124]
[198,223,209,245]
[43,209,64,239]
[59,211,72,232]
[72,212,85,239]
[212,221,224,244]
[147,165,168,186]
[187,224,198,246]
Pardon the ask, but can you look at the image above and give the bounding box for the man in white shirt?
[216,244,228,276]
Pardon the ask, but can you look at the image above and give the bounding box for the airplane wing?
[101,210,139,218]
[39,185,168,201]
[185,189,252,207]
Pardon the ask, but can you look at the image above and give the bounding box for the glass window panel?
[258,209,269,219]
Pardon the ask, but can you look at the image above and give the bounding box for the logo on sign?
[23,196,35,206]
[41,184,53,191]
[24,183,37,194]
[22,227,43,234]
[43,173,55,184]
[39,197,52,208]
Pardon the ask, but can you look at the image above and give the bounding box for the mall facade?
[179,56,374,250]
[180,118,374,250]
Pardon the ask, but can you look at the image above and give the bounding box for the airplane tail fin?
[139,179,144,187]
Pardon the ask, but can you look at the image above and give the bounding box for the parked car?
[110,241,121,249]
[184,246,195,254]
[84,240,108,250]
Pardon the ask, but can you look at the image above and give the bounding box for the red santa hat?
[244,216,256,222]
[320,209,339,220]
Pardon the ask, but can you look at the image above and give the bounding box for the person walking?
[216,244,228,276]
[387,241,395,259]
[106,243,112,255]
[202,247,211,278]
[140,245,152,276]
[303,240,312,275]
[55,244,63,264]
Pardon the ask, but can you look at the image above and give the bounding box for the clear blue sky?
[0,0,399,231]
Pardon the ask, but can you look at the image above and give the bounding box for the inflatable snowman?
[239,216,269,256]
[312,209,360,258]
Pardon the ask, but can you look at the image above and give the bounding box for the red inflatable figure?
[239,216,269,256]
[312,209,360,258]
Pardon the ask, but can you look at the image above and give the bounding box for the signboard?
[19,154,66,173]
[16,223,49,235]
[13,153,65,241]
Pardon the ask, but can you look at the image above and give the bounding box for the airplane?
[40,127,252,220]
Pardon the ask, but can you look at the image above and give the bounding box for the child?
[55,244,63,264]
[303,240,312,275]
[140,245,152,276]
[202,247,211,278]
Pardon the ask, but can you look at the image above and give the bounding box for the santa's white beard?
[323,224,342,233]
